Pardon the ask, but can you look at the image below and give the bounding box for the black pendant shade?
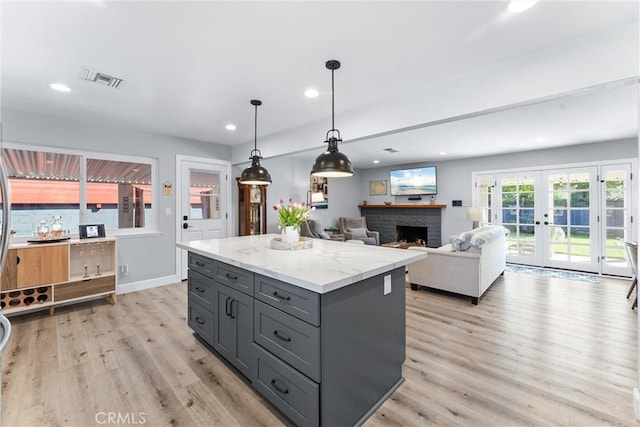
[311,60,353,178]
[240,99,271,185]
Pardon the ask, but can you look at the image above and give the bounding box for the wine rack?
[0,286,52,311]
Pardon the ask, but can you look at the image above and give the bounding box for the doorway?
[475,161,634,275]
[176,155,231,280]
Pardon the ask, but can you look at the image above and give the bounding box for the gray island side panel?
[320,267,406,426]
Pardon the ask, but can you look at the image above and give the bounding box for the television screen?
[389,166,437,196]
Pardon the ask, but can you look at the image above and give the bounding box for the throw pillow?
[319,231,331,240]
[348,227,368,239]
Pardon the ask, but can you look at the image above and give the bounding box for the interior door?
[542,167,598,272]
[600,163,633,276]
[178,157,230,280]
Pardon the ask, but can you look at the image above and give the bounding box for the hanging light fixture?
[311,60,354,178]
[240,99,271,185]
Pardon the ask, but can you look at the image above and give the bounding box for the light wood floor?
[1,271,638,426]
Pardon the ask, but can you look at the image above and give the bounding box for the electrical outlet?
[384,274,391,295]
[120,264,128,277]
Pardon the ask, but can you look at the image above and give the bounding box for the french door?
[487,163,632,274]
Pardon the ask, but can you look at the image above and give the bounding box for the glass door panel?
[497,173,541,264]
[601,163,632,276]
[543,168,598,272]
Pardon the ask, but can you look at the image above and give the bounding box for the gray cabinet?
[187,251,406,427]
[212,280,253,379]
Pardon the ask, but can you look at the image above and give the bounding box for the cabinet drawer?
[255,274,319,326]
[188,270,215,312]
[213,262,253,296]
[253,343,319,427]
[54,276,115,302]
[189,253,216,279]
[254,300,320,382]
[188,300,214,346]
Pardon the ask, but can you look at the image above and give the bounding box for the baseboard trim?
[117,274,181,295]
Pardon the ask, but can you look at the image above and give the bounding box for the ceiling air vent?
[79,67,124,88]
[383,148,399,153]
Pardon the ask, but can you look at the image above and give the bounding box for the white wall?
[358,138,638,242]
[2,108,231,290]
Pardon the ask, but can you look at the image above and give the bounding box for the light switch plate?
[384,275,391,295]
[165,207,172,216]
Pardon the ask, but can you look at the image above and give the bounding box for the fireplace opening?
[396,226,427,246]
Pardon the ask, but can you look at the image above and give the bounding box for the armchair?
[339,217,379,245]
[300,219,345,241]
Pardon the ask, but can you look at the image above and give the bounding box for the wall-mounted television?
[389,166,437,196]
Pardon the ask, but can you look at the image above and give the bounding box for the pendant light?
[240,99,271,185]
[311,60,354,177]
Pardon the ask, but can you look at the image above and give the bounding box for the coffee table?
[381,241,425,249]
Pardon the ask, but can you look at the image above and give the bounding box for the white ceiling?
[2,1,638,169]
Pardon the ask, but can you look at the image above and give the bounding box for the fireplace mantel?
[358,204,446,209]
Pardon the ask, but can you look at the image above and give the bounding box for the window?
[2,147,155,237]
[86,158,153,229]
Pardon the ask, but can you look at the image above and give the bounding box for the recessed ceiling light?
[507,1,538,14]
[225,124,237,131]
[437,151,447,156]
[535,137,546,142]
[49,83,71,92]
[372,160,380,164]
[304,88,319,98]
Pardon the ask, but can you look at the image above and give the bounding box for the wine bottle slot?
[8,291,20,298]
[23,289,34,296]
[23,296,34,306]
[9,299,20,307]
[37,294,48,303]
[37,287,48,293]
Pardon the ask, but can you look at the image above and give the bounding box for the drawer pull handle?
[195,261,205,267]
[225,273,238,280]
[195,317,205,325]
[270,379,289,395]
[273,330,291,342]
[272,291,291,301]
[195,286,205,293]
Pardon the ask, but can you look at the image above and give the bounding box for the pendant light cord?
[254,103,258,152]
[331,68,335,132]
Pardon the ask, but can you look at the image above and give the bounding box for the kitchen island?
[177,234,426,426]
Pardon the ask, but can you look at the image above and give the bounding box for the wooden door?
[16,245,68,287]
[1,249,17,290]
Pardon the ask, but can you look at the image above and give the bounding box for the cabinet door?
[1,249,17,291]
[232,289,254,380]
[214,282,235,362]
[17,245,69,288]
[213,281,254,380]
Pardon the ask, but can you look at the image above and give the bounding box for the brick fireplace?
[359,204,445,247]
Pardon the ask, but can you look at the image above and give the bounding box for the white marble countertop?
[177,234,427,294]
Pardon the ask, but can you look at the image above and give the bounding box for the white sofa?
[407,227,507,305]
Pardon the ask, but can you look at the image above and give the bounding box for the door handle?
[225,297,231,316]
[535,221,540,225]
[544,221,549,225]
[230,299,236,319]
